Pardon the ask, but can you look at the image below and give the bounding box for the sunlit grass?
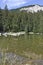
[0,34,43,57]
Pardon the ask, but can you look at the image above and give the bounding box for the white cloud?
[1,0,33,9]
[7,0,26,5]
[1,0,6,3]
[7,0,27,8]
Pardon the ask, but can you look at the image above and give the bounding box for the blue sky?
[0,0,43,9]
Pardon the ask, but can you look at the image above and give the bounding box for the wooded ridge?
[0,5,43,33]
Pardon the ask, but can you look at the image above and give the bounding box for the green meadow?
[0,34,43,59]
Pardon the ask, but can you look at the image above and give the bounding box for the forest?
[0,5,43,33]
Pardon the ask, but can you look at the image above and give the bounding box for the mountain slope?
[20,4,43,13]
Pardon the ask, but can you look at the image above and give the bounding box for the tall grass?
[0,34,43,56]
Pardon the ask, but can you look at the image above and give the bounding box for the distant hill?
[20,4,43,13]
[0,4,43,33]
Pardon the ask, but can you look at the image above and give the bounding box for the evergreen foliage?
[0,5,43,33]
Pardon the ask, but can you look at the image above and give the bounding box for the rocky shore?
[0,52,43,65]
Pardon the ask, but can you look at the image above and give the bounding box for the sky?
[0,0,43,9]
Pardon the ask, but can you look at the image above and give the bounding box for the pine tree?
[0,7,3,32]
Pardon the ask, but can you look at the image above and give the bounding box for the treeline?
[0,5,43,33]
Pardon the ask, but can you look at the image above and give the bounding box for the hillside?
[0,5,43,33]
[20,4,43,13]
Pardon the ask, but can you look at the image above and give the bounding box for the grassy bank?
[0,34,43,58]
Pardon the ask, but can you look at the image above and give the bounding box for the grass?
[0,34,43,58]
